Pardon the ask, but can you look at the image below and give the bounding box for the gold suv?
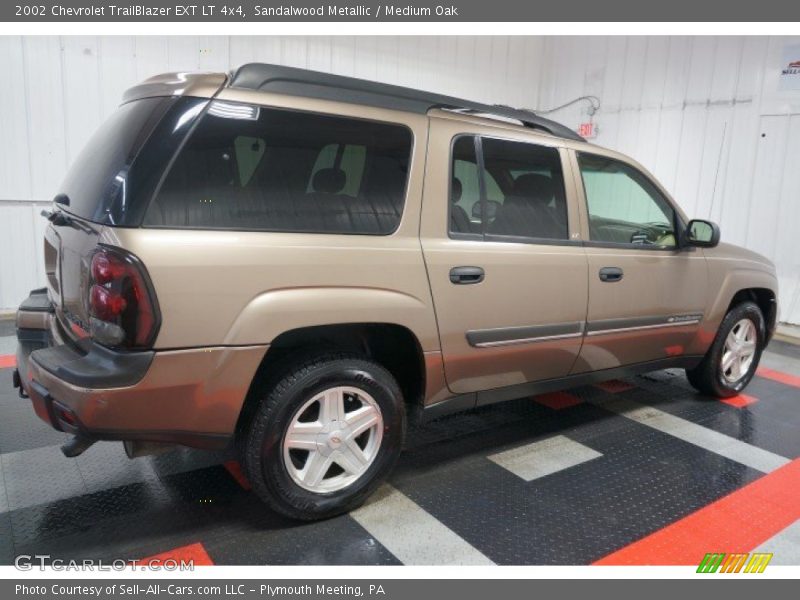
[13,64,778,520]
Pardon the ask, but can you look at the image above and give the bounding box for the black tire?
[242,353,405,521]
[686,301,765,398]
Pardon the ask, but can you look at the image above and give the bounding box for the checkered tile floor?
[1,326,799,565]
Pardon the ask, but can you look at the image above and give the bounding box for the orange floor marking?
[595,379,635,393]
[720,393,758,409]
[224,460,252,490]
[532,391,583,410]
[138,542,215,566]
[757,367,800,389]
[594,458,800,565]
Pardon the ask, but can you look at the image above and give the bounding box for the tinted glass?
[146,101,413,234]
[449,136,567,241]
[58,97,177,224]
[578,153,677,248]
[483,138,568,240]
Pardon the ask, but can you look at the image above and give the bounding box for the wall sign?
[578,122,597,139]
[779,43,800,91]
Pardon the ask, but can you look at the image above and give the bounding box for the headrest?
[451,178,463,203]
[510,174,555,203]
[312,168,346,194]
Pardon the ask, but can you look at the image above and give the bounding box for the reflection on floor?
[1,333,798,565]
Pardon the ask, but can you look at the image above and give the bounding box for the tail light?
[87,246,160,349]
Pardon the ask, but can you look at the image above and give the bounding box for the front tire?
[242,353,405,521]
[686,301,765,398]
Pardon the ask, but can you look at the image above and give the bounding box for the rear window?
[58,96,207,226]
[144,101,413,235]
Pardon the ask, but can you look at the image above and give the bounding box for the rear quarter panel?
[100,101,438,352]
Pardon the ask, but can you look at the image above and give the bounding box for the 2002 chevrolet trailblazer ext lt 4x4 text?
[13,64,778,520]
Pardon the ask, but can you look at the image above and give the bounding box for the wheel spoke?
[346,405,380,439]
[725,331,738,352]
[284,425,320,451]
[740,340,756,355]
[730,355,743,380]
[334,444,368,475]
[302,451,332,487]
[319,388,346,424]
[721,351,736,373]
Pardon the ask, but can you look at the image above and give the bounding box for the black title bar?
[4,0,800,22]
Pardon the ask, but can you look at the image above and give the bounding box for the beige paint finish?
[698,242,778,350]
[419,116,589,394]
[574,247,709,371]
[20,315,265,437]
[102,93,438,352]
[105,228,440,352]
[564,147,709,371]
[121,72,227,104]
[23,70,781,438]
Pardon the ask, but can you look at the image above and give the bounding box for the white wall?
[0,35,545,310]
[538,36,800,325]
[1,35,799,325]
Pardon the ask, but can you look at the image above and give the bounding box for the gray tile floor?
[0,326,798,565]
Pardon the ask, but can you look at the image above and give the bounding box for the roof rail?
[229,63,585,142]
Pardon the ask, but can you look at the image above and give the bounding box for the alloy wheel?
[282,386,383,493]
[720,318,757,384]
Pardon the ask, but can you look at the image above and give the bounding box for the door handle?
[450,266,485,285]
[599,267,623,282]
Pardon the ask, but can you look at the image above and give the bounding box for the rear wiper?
[41,208,72,226]
[41,193,72,223]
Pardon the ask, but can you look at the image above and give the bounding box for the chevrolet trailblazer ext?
[13,64,778,520]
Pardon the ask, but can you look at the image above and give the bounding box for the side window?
[450,137,480,234]
[233,136,266,186]
[450,136,568,241]
[308,143,367,197]
[146,101,412,235]
[578,153,677,248]
[483,138,568,240]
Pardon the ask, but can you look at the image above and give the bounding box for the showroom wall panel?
[539,36,800,325]
[0,35,798,325]
[0,35,545,310]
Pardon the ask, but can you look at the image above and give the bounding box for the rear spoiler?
[122,72,227,104]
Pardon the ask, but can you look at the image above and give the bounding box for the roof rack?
[229,63,585,142]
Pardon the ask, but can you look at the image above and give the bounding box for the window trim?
[575,151,686,252]
[447,133,575,246]
[144,99,415,237]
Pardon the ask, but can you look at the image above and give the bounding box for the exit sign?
[578,122,597,139]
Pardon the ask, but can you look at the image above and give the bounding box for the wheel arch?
[234,322,426,441]
[726,287,777,341]
[694,267,778,355]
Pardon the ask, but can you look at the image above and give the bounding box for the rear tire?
[686,301,765,398]
[242,353,404,521]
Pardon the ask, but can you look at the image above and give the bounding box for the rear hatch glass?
[49,96,207,339]
[58,96,207,226]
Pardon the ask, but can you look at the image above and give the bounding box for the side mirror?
[685,219,720,248]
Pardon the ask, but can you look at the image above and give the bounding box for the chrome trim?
[467,321,585,348]
[586,319,701,337]
[473,331,585,348]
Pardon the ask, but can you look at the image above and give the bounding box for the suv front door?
[420,119,589,396]
[571,151,708,373]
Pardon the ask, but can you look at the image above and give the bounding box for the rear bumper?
[14,289,267,451]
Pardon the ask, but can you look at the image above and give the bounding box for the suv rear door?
[570,150,708,372]
[420,117,589,396]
